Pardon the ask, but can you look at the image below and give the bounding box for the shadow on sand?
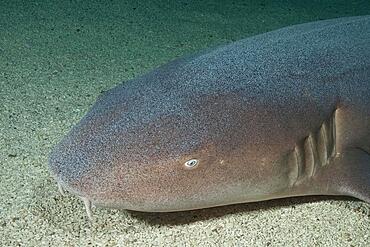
[127,195,356,226]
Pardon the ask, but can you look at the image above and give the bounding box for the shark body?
[49,16,370,217]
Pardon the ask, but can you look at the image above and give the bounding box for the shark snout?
[48,141,102,219]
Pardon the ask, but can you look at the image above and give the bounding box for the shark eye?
[184,159,198,169]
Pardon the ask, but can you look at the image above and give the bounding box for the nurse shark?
[49,15,370,219]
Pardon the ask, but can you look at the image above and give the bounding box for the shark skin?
[49,15,370,218]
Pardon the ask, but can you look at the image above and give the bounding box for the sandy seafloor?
[1,0,370,246]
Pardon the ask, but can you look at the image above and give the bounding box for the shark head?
[48,60,292,213]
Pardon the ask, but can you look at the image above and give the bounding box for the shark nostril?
[57,182,66,196]
[80,196,93,220]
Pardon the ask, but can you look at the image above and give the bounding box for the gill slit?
[292,109,337,186]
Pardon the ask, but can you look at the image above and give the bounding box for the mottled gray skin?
[49,16,370,212]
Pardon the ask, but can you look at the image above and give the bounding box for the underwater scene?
[1,0,370,246]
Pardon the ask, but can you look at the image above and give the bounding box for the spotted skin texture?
[49,16,370,212]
